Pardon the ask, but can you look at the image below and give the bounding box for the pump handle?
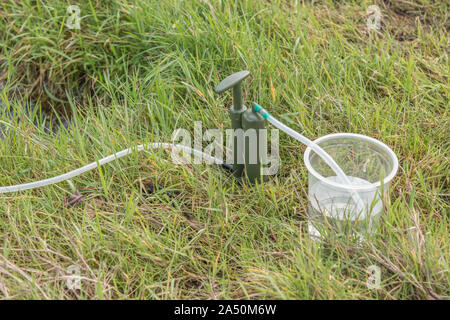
[215,70,250,111]
[215,70,250,93]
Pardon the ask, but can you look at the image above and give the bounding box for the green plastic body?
[242,108,267,183]
[215,71,251,178]
[215,70,266,183]
[230,105,246,178]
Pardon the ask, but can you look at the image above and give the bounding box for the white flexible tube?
[0,107,368,216]
[0,143,222,194]
[255,106,367,213]
[267,117,359,185]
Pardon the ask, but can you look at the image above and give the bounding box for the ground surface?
[0,0,448,299]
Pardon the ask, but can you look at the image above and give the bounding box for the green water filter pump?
[215,70,267,183]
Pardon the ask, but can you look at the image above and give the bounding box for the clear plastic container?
[304,133,398,239]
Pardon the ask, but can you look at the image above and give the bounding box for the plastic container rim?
[304,133,399,191]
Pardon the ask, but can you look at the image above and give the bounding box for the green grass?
[0,0,448,299]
